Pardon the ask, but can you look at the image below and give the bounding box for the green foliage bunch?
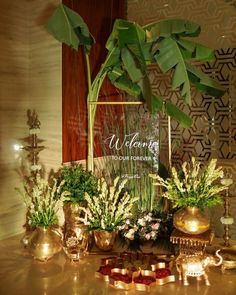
[60,164,98,203]
[150,157,231,210]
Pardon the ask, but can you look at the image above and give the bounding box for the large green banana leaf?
[155,37,192,105]
[151,94,164,114]
[46,3,94,52]
[46,4,226,130]
[106,19,154,112]
[143,19,201,40]
[165,101,193,128]
[108,72,142,98]
[186,64,226,96]
[176,39,215,61]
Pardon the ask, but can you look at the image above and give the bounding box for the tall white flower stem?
[168,116,172,167]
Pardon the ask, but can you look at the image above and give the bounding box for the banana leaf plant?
[47,4,225,172]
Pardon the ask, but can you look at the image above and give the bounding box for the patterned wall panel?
[128,0,236,49]
[128,0,236,239]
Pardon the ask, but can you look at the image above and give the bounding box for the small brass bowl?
[220,247,236,273]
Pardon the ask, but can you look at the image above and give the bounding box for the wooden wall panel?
[62,0,126,163]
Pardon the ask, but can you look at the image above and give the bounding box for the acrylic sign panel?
[94,103,160,211]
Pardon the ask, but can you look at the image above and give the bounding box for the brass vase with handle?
[28,226,62,261]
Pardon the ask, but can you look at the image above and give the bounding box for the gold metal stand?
[170,229,214,255]
[219,190,236,272]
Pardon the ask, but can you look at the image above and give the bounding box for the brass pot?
[173,206,210,235]
[63,202,91,260]
[93,230,117,251]
[28,226,62,261]
[63,202,87,225]
[63,223,89,261]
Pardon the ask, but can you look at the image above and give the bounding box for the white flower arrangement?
[84,177,139,231]
[16,173,70,228]
[119,212,161,241]
[150,157,231,210]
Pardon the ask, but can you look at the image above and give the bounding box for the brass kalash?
[170,229,223,286]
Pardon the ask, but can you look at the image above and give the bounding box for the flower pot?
[63,223,90,261]
[173,206,210,235]
[63,202,87,225]
[28,226,62,261]
[93,230,117,251]
[63,202,91,260]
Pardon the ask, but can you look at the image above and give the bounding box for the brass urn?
[28,226,62,261]
[93,230,117,251]
[63,203,90,260]
[63,223,89,261]
[63,202,87,224]
[173,206,210,235]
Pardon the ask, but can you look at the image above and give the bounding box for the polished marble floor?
[0,235,236,295]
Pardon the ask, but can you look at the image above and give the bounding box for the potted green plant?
[16,173,70,261]
[59,163,98,220]
[60,164,98,203]
[58,164,98,258]
[150,157,231,234]
[46,4,225,172]
[84,176,139,251]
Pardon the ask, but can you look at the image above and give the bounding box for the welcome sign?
[96,104,159,210]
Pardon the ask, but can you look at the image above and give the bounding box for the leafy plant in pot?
[150,157,232,234]
[59,164,98,258]
[46,4,225,173]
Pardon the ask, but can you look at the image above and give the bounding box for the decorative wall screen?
[128,0,236,238]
